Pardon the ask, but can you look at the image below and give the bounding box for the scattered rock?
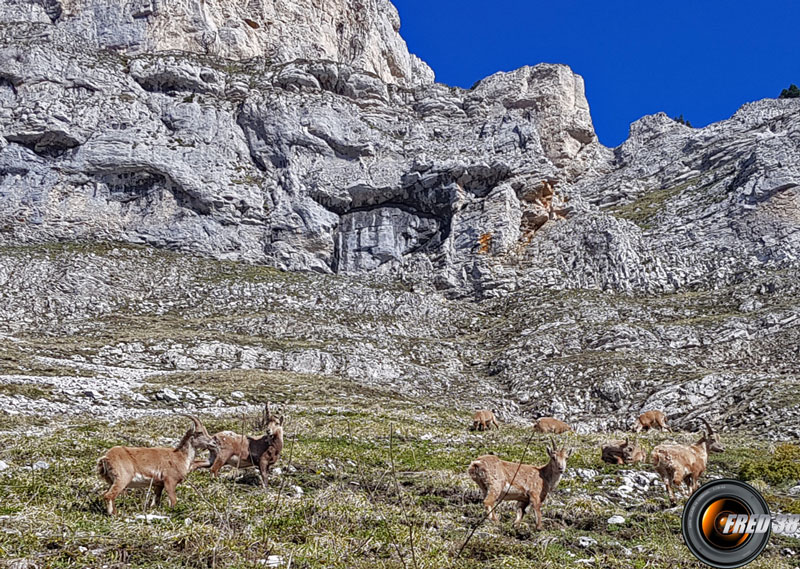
[156,388,181,403]
[131,514,170,522]
[607,515,625,525]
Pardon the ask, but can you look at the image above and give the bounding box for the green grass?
[0,382,54,400]
[612,179,698,229]
[741,444,800,486]
[0,381,797,568]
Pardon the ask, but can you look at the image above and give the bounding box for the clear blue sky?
[392,1,800,147]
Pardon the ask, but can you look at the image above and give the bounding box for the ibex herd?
[467,407,724,528]
[96,402,722,531]
[97,404,285,515]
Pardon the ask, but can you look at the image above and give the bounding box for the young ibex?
[651,418,724,505]
[532,417,571,434]
[468,439,572,530]
[601,439,646,465]
[633,410,670,432]
[192,403,285,488]
[97,415,216,516]
[470,409,500,431]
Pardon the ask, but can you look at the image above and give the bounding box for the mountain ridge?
[0,0,798,438]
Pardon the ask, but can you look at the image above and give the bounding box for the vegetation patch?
[612,178,699,229]
[0,390,796,568]
[740,444,800,485]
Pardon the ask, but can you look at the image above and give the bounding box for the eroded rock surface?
[0,0,799,435]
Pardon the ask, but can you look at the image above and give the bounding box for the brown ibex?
[468,439,572,530]
[601,439,646,465]
[192,403,285,488]
[633,410,670,432]
[651,418,724,505]
[470,409,500,431]
[533,417,571,434]
[96,415,216,515]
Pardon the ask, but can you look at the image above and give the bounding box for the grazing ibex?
[532,417,571,434]
[651,418,724,505]
[601,439,646,465]
[468,439,572,530]
[192,403,285,488]
[633,410,670,432]
[470,409,500,431]
[97,415,216,516]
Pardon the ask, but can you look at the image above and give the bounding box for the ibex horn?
[699,417,714,435]
[180,414,209,436]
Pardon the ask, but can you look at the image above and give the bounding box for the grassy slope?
[1,244,798,567]
[0,374,798,569]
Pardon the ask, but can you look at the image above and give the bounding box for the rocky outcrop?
[2,1,799,297]
[0,0,433,87]
[0,14,602,290]
[1,0,800,436]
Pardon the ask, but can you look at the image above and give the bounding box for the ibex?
[470,409,500,431]
[468,439,572,530]
[633,410,670,432]
[532,417,571,434]
[651,418,724,505]
[601,439,646,465]
[192,403,284,488]
[97,415,216,516]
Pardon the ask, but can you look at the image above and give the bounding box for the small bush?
[740,444,800,485]
[779,84,800,99]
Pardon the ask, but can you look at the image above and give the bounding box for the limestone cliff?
[0,0,799,437]
[0,0,434,87]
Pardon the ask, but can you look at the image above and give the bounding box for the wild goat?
[651,418,724,505]
[97,415,216,515]
[532,417,571,434]
[468,439,572,530]
[192,403,284,488]
[601,439,646,465]
[470,409,500,431]
[633,410,670,432]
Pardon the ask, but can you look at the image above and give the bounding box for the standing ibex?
[97,415,216,515]
[633,410,670,432]
[601,439,646,465]
[192,403,285,488]
[651,418,724,505]
[470,409,500,431]
[468,439,572,530]
[532,417,571,434]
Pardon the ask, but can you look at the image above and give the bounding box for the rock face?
[0,0,433,87]
[1,0,799,436]
[0,14,602,288]
[1,0,799,295]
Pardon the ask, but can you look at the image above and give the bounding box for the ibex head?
[179,414,217,451]
[546,437,573,474]
[699,418,724,453]
[262,402,285,435]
